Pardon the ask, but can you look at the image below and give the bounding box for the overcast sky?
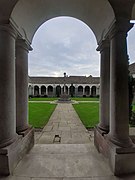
[28,17,135,77]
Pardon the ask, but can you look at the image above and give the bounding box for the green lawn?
[72,97,99,101]
[29,103,56,128]
[29,97,99,101]
[29,97,58,101]
[73,102,99,128]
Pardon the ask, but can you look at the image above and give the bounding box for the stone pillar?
[75,86,78,97]
[39,87,41,96]
[89,87,91,96]
[0,24,18,148]
[53,85,56,97]
[32,86,34,96]
[108,21,133,147]
[83,87,85,96]
[97,40,110,133]
[96,87,99,96]
[66,87,69,95]
[16,38,32,133]
[46,86,48,95]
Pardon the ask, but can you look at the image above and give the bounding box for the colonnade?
[29,84,99,97]
[0,24,32,151]
[95,20,134,149]
[93,20,135,175]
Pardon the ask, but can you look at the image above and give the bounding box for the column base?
[94,127,135,176]
[0,127,34,176]
[107,133,133,148]
[97,124,109,135]
[17,125,32,136]
[0,134,18,149]
[16,124,30,134]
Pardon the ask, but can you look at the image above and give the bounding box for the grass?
[73,102,99,128]
[29,97,58,101]
[72,97,99,101]
[29,103,56,128]
[29,97,99,101]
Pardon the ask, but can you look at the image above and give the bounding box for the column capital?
[97,39,110,52]
[0,23,17,39]
[109,20,134,39]
[16,38,33,52]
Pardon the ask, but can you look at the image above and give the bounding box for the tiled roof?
[29,75,100,84]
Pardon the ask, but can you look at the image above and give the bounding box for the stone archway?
[78,86,83,96]
[85,86,90,96]
[69,85,75,97]
[56,85,61,97]
[48,85,54,97]
[41,85,46,96]
[0,0,135,176]
[91,86,96,97]
[34,85,39,96]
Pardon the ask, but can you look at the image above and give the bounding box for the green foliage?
[29,103,56,128]
[73,102,99,128]
[132,105,135,111]
[130,105,135,126]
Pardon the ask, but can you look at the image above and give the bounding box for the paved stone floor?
[1,103,135,180]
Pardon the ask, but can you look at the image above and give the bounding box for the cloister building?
[28,75,100,97]
[29,62,135,98]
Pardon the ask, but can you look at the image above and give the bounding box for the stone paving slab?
[30,144,93,155]
[13,144,113,178]
[37,103,91,144]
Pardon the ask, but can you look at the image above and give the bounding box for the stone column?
[39,87,41,96]
[89,87,91,96]
[90,87,92,96]
[83,87,85,96]
[53,85,56,97]
[0,24,18,148]
[46,86,48,96]
[96,87,99,96]
[16,38,32,133]
[108,21,133,147]
[75,86,78,97]
[97,40,110,133]
[32,86,34,96]
[67,87,69,95]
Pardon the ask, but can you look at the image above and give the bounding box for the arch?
[69,85,75,97]
[78,85,83,96]
[85,86,90,96]
[11,0,115,43]
[91,86,96,97]
[56,85,61,97]
[41,85,46,96]
[48,85,53,96]
[62,85,68,95]
[34,85,39,96]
